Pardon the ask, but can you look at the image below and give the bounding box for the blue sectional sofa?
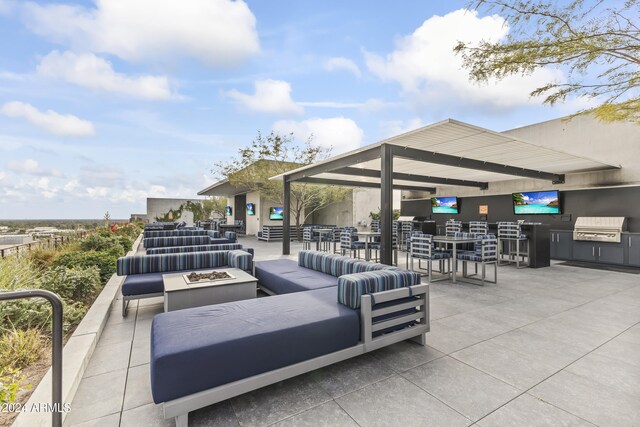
[116,249,253,316]
[150,251,429,426]
[254,251,398,294]
[142,231,237,250]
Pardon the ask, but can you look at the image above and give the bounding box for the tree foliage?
[455,0,640,122]
[214,131,349,237]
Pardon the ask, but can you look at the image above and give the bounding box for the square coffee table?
[162,268,257,312]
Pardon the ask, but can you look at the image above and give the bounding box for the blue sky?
[0,0,590,219]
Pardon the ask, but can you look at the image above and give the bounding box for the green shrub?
[1,299,87,333]
[0,256,42,291]
[0,329,44,370]
[80,234,122,253]
[52,251,118,284]
[28,248,59,269]
[39,266,101,305]
[0,368,25,404]
[117,235,133,253]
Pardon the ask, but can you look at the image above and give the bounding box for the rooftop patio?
[64,236,640,426]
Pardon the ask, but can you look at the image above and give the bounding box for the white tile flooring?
[65,237,640,426]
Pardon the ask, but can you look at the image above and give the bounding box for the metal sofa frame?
[160,283,429,427]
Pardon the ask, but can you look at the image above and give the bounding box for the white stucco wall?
[245,191,261,235]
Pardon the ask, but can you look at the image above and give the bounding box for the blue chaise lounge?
[150,251,429,426]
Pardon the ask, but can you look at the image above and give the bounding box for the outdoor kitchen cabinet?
[573,241,624,264]
[550,231,572,260]
[627,234,640,267]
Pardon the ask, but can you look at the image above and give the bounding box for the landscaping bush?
[80,233,123,253]
[0,368,25,404]
[1,298,87,333]
[0,329,44,370]
[39,266,101,305]
[28,248,59,269]
[52,251,118,284]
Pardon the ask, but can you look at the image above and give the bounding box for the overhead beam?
[296,177,436,193]
[389,144,565,184]
[287,146,381,182]
[333,167,489,189]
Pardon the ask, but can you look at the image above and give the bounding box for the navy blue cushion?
[122,267,229,296]
[150,287,359,403]
[122,272,164,296]
[254,259,337,294]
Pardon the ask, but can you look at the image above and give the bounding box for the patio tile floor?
[65,237,640,426]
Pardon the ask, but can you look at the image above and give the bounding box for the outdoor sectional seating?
[150,251,429,426]
[116,250,253,316]
[143,231,237,250]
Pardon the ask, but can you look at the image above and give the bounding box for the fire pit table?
[162,268,257,312]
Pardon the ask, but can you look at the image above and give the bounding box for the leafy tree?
[206,197,228,219]
[214,131,349,239]
[455,0,640,122]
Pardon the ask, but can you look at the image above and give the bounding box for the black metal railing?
[0,290,63,427]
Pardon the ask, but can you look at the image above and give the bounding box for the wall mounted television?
[513,190,560,214]
[431,197,459,214]
[225,206,232,216]
[246,203,255,216]
[269,207,284,220]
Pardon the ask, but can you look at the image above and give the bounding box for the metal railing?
[0,290,63,427]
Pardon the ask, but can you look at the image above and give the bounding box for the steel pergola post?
[380,144,393,265]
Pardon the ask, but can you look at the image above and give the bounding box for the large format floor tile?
[530,370,640,427]
[403,356,521,421]
[64,369,127,426]
[273,401,358,427]
[230,374,332,427]
[452,340,558,390]
[308,353,394,398]
[477,393,595,427]
[336,375,471,427]
[370,340,445,372]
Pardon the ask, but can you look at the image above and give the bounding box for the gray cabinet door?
[629,235,640,267]
[573,242,596,262]
[556,232,573,260]
[550,233,557,258]
[597,244,624,265]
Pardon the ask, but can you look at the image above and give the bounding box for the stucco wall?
[244,191,261,235]
[311,189,402,229]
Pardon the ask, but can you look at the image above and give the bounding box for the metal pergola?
[273,119,617,265]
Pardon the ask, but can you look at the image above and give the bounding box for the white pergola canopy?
[276,118,618,264]
[272,119,617,189]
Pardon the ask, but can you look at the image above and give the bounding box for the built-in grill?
[573,217,626,243]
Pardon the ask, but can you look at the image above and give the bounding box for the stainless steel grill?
[573,217,626,243]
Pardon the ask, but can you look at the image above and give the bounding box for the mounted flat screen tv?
[513,190,560,214]
[225,206,232,216]
[246,203,255,216]
[431,197,459,214]
[269,207,284,220]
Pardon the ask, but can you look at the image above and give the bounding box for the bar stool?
[497,222,529,268]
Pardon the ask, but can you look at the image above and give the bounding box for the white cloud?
[1,101,95,136]
[23,0,259,67]
[272,117,364,154]
[226,79,303,115]
[325,57,361,78]
[63,179,80,193]
[364,9,563,109]
[37,51,174,100]
[6,158,64,177]
[380,118,424,137]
